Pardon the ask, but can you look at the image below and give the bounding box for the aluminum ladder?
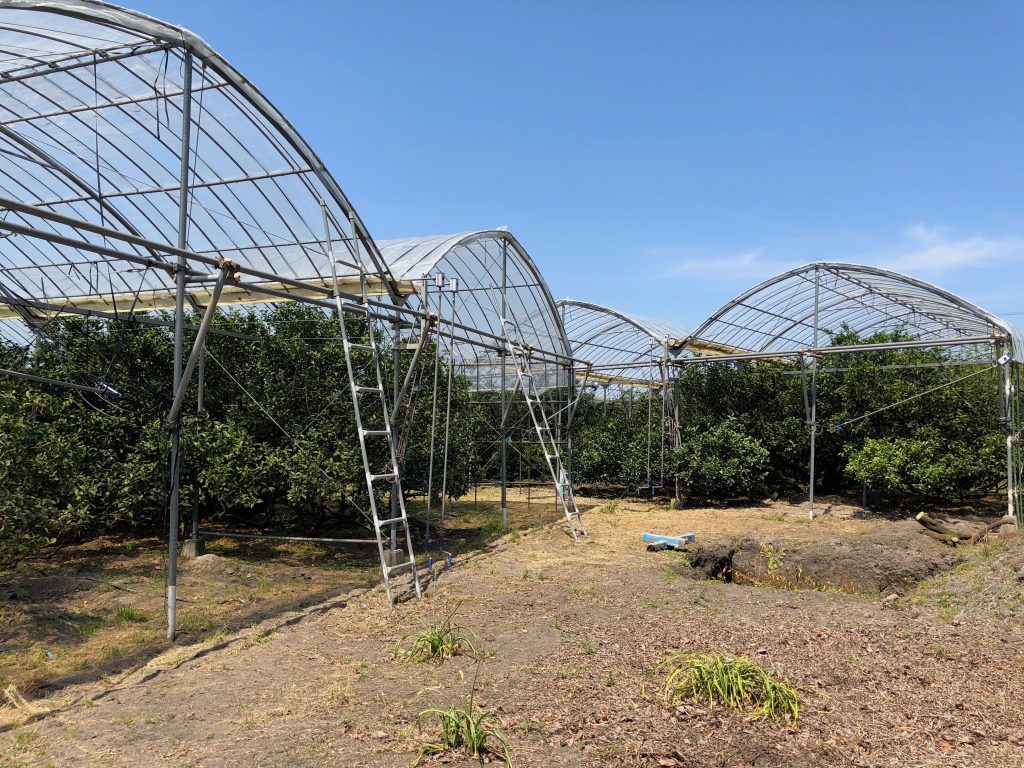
[322,204,422,606]
[502,320,587,540]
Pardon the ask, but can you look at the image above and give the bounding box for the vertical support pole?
[808,266,820,521]
[565,362,575,486]
[500,239,509,530]
[390,322,400,551]
[998,345,1016,527]
[423,279,439,557]
[659,339,669,487]
[167,50,193,641]
[500,356,508,530]
[645,367,653,486]
[1013,360,1023,527]
[672,375,681,502]
[438,281,458,549]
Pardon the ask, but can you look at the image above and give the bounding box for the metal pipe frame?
[164,263,234,427]
[0,197,580,368]
[166,51,193,641]
[197,530,375,545]
[0,365,106,394]
[669,335,1003,366]
[808,266,820,520]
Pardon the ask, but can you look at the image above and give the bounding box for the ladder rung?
[347,342,374,351]
[370,472,397,483]
[387,560,414,573]
[376,515,406,526]
[355,385,381,394]
[361,429,389,436]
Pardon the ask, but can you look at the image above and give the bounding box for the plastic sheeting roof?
[685,263,1024,361]
[0,2,1019,373]
[379,231,570,390]
[0,0,393,344]
[558,299,689,388]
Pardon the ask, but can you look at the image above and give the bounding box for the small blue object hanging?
[98,381,121,398]
[834,422,844,434]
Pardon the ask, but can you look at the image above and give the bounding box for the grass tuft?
[480,516,506,537]
[416,665,511,766]
[395,604,477,663]
[113,605,150,625]
[656,650,798,723]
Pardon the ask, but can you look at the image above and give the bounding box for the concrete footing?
[382,549,406,568]
[181,536,204,559]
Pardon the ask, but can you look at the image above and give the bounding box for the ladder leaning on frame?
[320,202,422,606]
[502,318,587,540]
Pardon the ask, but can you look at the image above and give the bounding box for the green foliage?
[844,431,1002,500]
[570,390,663,486]
[0,307,1012,562]
[570,326,1008,504]
[675,362,806,490]
[0,304,483,563]
[670,419,770,498]
[821,328,1004,501]
[395,605,477,663]
[657,650,799,723]
[416,665,511,767]
[759,543,786,572]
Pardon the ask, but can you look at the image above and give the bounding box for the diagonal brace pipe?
[390,314,433,427]
[165,260,237,427]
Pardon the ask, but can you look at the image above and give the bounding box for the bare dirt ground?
[3,489,1024,768]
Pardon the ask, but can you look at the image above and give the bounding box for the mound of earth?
[683,520,957,593]
[184,553,229,572]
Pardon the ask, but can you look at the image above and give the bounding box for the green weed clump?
[480,516,505,537]
[113,605,150,624]
[395,605,477,663]
[657,650,799,723]
[416,666,511,766]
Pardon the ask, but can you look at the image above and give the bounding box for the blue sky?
[133,0,1023,329]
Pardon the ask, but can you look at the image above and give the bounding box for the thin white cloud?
[657,246,767,278]
[872,224,1024,273]
[648,224,1024,294]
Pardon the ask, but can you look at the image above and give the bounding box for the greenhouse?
[0,0,1019,647]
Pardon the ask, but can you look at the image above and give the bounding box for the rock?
[188,554,227,572]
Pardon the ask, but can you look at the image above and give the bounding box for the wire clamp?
[97,381,121,399]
